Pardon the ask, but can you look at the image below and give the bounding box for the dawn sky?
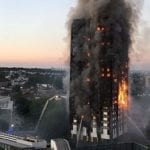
[0,0,149,69]
[0,0,75,68]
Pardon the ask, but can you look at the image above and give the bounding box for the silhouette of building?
[69,18,128,142]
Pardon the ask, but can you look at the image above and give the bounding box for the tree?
[15,96,31,117]
[12,85,21,93]
[37,99,69,140]
[53,77,63,89]
[0,119,9,131]
[29,98,47,124]
[0,72,7,82]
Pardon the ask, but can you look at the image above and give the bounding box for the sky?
[0,0,75,68]
[0,0,149,69]
[130,0,150,71]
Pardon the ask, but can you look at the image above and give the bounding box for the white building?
[51,139,71,150]
[0,132,47,150]
[11,77,28,86]
[0,96,13,110]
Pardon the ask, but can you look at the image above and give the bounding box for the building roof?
[0,96,13,110]
[0,132,47,149]
[51,139,71,150]
[0,138,31,149]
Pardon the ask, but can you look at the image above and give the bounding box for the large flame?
[118,80,128,109]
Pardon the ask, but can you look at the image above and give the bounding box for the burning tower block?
[70,0,130,143]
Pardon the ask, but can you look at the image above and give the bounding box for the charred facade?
[70,0,130,143]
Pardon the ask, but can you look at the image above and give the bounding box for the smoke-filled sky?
[0,0,149,69]
[130,0,150,70]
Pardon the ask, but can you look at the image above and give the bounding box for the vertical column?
[90,116,98,142]
[71,118,78,139]
[101,107,110,140]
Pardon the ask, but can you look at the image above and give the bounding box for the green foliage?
[0,72,7,82]
[0,119,9,131]
[11,73,19,79]
[15,96,31,117]
[14,92,47,125]
[25,73,63,89]
[29,98,47,123]
[12,85,21,93]
[37,99,69,140]
[26,74,49,86]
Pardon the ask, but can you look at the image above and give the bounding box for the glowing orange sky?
[0,32,65,67]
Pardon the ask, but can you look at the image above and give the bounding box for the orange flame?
[97,27,101,31]
[86,78,91,82]
[96,26,105,32]
[118,80,128,109]
[101,73,105,77]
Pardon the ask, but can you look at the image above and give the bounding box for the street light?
[35,95,62,131]
[7,124,14,134]
[11,124,14,128]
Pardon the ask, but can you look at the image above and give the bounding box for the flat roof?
[0,139,32,148]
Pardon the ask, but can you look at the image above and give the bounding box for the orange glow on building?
[96,26,105,32]
[118,80,128,109]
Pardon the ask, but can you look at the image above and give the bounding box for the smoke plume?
[69,0,138,118]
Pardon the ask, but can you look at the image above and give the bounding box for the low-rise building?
[0,132,47,150]
[0,96,13,110]
[51,139,71,150]
[0,96,13,131]
[36,84,55,97]
[0,81,10,88]
[11,77,28,86]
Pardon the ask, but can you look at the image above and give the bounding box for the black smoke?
[70,0,134,119]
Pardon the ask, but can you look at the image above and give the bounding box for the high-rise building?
[69,1,129,142]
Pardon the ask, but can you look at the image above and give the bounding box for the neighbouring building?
[0,132,47,150]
